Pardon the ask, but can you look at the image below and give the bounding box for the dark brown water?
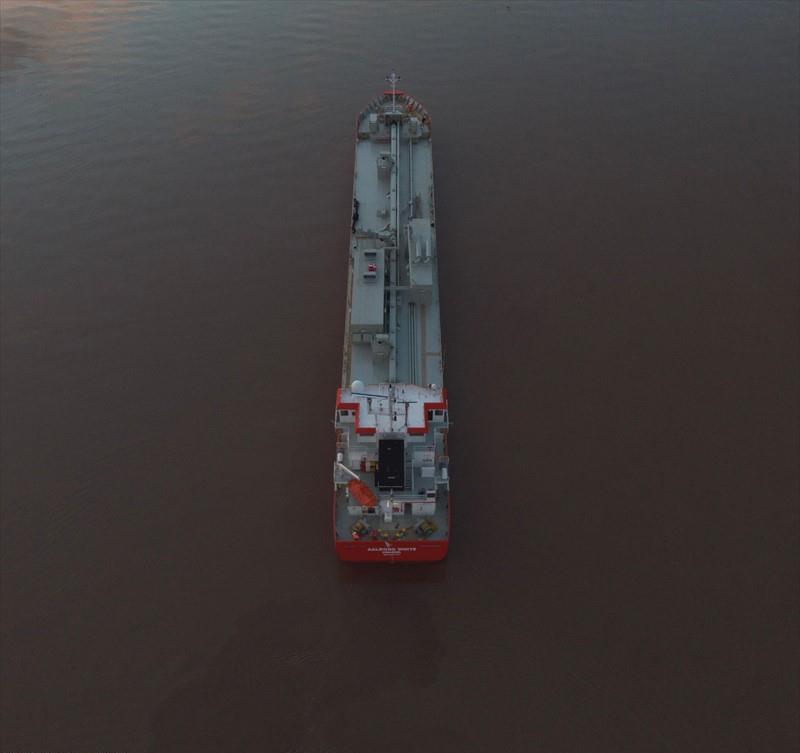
[1,2,798,751]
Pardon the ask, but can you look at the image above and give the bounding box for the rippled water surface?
[1,2,798,751]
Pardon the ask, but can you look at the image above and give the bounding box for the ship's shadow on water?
[149,567,446,752]
[337,559,448,585]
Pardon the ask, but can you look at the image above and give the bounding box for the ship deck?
[342,112,443,389]
[333,469,450,544]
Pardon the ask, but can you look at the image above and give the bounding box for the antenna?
[385,70,401,112]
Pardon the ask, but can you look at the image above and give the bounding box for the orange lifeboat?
[347,478,377,508]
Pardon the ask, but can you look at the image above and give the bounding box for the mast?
[386,70,401,113]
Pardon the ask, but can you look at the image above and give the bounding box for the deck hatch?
[350,248,385,332]
[376,439,405,490]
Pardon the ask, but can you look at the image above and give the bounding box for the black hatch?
[376,439,404,490]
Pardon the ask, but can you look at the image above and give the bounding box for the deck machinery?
[333,75,450,562]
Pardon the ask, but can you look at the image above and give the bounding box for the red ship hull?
[335,539,448,562]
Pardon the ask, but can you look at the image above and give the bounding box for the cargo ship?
[333,74,450,562]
